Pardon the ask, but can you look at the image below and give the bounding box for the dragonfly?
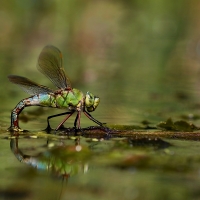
[7,45,103,132]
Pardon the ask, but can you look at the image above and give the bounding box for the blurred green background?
[2,1,200,200]
[1,0,200,128]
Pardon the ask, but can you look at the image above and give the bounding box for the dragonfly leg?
[74,113,79,128]
[55,111,75,131]
[46,111,73,131]
[83,111,104,127]
[74,112,81,129]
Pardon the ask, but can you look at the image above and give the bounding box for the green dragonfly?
[8,45,103,132]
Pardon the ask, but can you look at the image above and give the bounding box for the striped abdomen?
[9,89,84,130]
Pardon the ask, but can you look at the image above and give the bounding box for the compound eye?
[85,92,94,107]
[85,92,100,112]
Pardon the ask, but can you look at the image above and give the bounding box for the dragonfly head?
[85,91,100,112]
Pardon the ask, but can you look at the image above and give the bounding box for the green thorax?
[55,88,84,109]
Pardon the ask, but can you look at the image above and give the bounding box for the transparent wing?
[8,75,53,95]
[37,45,71,89]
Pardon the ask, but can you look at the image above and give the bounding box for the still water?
[1,128,200,199]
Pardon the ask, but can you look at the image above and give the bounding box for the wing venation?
[8,75,53,95]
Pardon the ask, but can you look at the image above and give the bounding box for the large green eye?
[85,92,94,107]
[85,92,100,112]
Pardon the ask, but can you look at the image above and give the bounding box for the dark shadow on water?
[128,138,171,150]
[0,188,30,200]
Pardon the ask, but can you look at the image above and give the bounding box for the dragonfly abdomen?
[9,94,55,131]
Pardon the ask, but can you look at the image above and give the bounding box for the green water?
[1,1,200,199]
[1,131,200,200]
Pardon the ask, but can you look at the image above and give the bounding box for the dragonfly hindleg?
[46,111,74,131]
[55,111,75,131]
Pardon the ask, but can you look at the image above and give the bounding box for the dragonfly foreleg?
[83,111,104,127]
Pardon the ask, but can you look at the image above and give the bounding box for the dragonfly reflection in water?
[10,137,89,179]
[8,45,103,132]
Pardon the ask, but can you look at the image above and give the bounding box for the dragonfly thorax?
[55,88,84,110]
[85,91,100,112]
